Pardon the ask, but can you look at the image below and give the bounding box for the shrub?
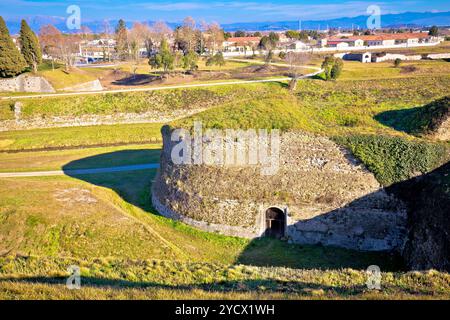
[321,56,343,81]
[335,134,449,186]
[206,52,225,67]
[148,39,174,73]
[182,50,199,72]
[394,58,402,68]
[278,51,287,60]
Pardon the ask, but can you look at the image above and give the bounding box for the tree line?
[0,17,42,77]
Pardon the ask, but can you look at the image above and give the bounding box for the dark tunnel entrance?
[265,207,286,239]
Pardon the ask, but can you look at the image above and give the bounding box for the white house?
[324,32,440,49]
[324,38,364,48]
[281,40,310,50]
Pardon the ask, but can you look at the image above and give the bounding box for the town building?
[222,37,261,53]
[280,40,310,51]
[323,32,441,49]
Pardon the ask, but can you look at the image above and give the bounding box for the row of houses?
[220,32,444,56]
[337,51,450,63]
[75,31,445,62]
[321,32,442,49]
[222,36,309,53]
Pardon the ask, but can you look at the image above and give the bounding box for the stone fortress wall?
[0,74,55,93]
[152,126,407,252]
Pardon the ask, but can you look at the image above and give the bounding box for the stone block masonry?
[0,74,55,93]
[152,126,407,252]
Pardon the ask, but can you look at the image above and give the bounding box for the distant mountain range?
[4,11,450,35]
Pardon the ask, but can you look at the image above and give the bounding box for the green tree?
[394,58,402,68]
[259,32,279,51]
[182,50,199,72]
[234,30,246,37]
[429,26,439,37]
[321,56,343,81]
[149,39,174,74]
[0,16,27,77]
[330,58,343,80]
[285,30,300,39]
[115,19,128,60]
[19,19,42,73]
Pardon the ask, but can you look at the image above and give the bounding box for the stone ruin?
[152,126,407,252]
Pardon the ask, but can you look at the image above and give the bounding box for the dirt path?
[0,163,160,178]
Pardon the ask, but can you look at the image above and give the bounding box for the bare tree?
[101,20,113,61]
[128,22,148,62]
[39,24,79,71]
[39,24,60,71]
[150,21,172,47]
[79,25,92,60]
[203,22,224,55]
[179,16,197,52]
[285,52,311,91]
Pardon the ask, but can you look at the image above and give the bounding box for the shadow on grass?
[62,149,404,271]
[374,106,425,134]
[374,97,449,135]
[63,148,161,212]
[0,276,368,296]
[113,74,159,86]
[237,238,403,271]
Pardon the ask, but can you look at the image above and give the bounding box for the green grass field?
[0,163,446,299]
[2,148,445,300]
[340,60,450,80]
[0,123,163,151]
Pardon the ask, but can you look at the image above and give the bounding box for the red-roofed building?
[223,37,261,53]
[322,32,440,48]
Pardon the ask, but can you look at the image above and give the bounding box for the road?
[0,163,160,178]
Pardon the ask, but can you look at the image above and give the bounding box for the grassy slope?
[0,123,163,151]
[1,152,419,300]
[375,96,450,136]
[2,256,448,300]
[0,83,285,120]
[173,73,450,137]
[339,59,450,81]
[0,143,446,299]
[0,144,161,172]
[37,62,98,90]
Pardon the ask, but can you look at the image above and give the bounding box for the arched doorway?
[265,207,285,238]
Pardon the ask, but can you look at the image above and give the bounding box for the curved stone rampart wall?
[152,126,407,251]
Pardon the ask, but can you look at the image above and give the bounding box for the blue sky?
[1,0,449,23]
